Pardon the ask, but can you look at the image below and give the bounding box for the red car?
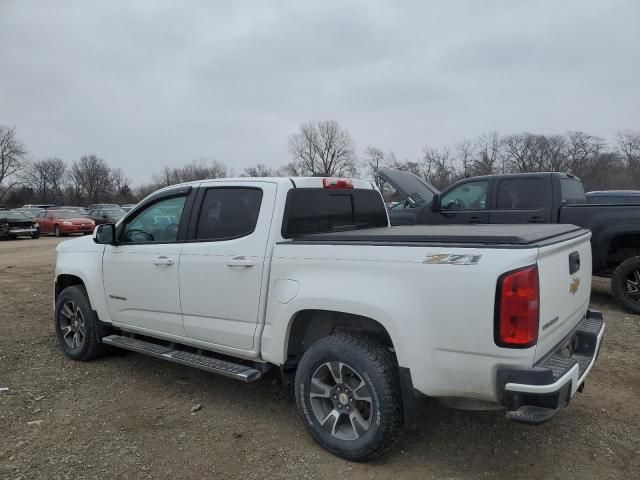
[36,209,95,237]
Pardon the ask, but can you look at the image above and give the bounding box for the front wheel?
[295,332,402,461]
[54,225,62,237]
[54,285,109,361]
[612,256,640,314]
[31,232,40,239]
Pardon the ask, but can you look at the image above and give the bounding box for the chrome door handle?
[153,256,174,266]
[226,256,255,268]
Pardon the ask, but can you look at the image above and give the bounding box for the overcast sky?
[1,0,638,183]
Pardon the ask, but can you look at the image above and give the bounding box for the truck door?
[179,182,276,351]
[102,189,192,337]
[434,179,490,224]
[489,176,552,224]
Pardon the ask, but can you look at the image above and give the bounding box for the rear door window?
[194,187,263,241]
[496,178,546,209]
[560,178,586,204]
[283,189,388,238]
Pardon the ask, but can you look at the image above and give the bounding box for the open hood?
[376,168,439,207]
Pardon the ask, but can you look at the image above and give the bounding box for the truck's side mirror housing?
[431,193,441,212]
[94,223,116,245]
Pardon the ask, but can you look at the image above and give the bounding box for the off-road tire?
[612,256,640,314]
[54,285,110,361]
[295,331,402,461]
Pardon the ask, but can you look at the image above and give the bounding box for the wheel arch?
[284,309,398,367]
[55,274,86,301]
[603,229,640,273]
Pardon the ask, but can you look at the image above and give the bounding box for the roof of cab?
[154,176,376,193]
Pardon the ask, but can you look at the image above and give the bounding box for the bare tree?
[288,120,357,176]
[501,133,540,173]
[277,160,305,177]
[71,155,112,203]
[362,146,385,188]
[110,168,135,203]
[387,155,423,177]
[565,131,605,182]
[136,159,229,198]
[242,163,278,177]
[23,157,67,203]
[473,132,500,175]
[0,125,27,201]
[455,139,475,178]
[153,159,228,187]
[540,134,569,172]
[421,146,456,190]
[617,130,640,169]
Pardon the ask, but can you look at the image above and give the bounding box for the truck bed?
[288,224,588,248]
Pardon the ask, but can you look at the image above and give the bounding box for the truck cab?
[379,169,585,226]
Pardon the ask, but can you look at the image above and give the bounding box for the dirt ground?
[1,237,639,480]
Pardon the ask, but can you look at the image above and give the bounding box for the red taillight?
[495,265,539,348]
[322,178,354,189]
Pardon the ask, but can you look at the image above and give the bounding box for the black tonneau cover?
[288,224,587,247]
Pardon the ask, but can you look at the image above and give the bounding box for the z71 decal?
[423,253,482,265]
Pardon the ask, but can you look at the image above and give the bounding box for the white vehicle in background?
[53,176,604,461]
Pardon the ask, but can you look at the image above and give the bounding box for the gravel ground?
[1,237,639,480]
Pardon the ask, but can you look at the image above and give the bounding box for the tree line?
[1,121,639,207]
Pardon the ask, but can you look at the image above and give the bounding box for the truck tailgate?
[535,231,592,362]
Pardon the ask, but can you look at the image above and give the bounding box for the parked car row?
[0,210,39,240]
[0,202,137,240]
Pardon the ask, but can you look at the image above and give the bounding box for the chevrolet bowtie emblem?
[570,277,580,295]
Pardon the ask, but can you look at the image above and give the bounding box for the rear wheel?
[612,256,640,314]
[54,285,109,361]
[295,332,402,461]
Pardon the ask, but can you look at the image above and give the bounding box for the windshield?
[104,209,126,218]
[52,210,81,219]
[1,211,29,220]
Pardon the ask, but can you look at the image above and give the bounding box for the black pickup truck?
[378,169,640,313]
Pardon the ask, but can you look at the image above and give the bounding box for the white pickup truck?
[54,176,604,461]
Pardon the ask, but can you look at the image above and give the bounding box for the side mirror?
[431,193,441,212]
[94,223,116,245]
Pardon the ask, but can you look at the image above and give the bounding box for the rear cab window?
[282,189,388,238]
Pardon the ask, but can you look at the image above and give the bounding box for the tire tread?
[55,285,108,361]
[611,256,640,314]
[296,330,403,461]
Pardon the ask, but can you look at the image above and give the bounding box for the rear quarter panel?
[560,204,640,272]
[263,242,540,401]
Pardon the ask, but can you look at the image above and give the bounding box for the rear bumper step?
[102,335,262,382]
[497,309,605,424]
